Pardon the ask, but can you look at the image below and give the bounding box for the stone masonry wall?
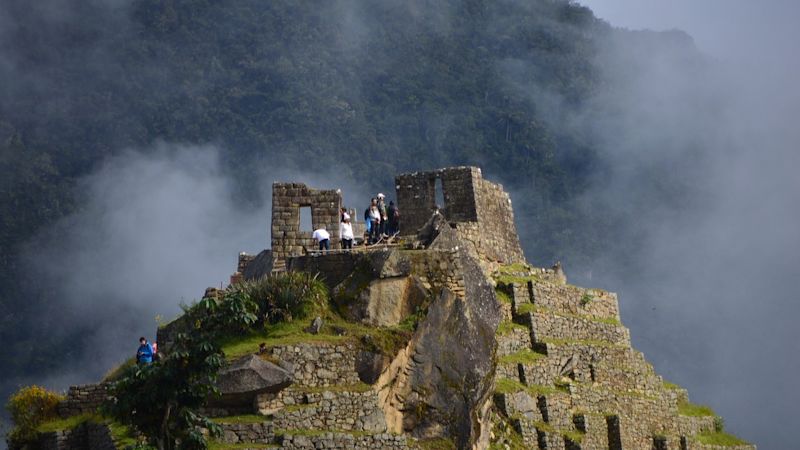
[271,183,342,261]
[57,383,109,418]
[279,432,407,449]
[471,169,525,264]
[268,343,361,387]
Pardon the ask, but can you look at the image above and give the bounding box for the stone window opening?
[434,176,445,211]
[299,206,313,232]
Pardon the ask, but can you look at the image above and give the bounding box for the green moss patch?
[515,304,620,325]
[496,321,528,336]
[678,401,716,417]
[694,431,750,446]
[499,349,546,365]
[494,378,563,396]
[208,442,278,449]
[211,415,269,425]
[662,380,682,390]
[36,413,100,433]
[495,289,513,305]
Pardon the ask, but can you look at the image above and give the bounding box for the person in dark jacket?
[387,201,399,235]
[137,337,154,364]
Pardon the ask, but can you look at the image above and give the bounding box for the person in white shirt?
[339,213,354,250]
[369,198,381,243]
[312,227,330,251]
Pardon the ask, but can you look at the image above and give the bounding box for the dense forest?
[0,0,704,402]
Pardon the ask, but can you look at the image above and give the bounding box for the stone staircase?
[491,276,754,450]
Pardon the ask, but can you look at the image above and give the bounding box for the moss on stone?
[494,378,562,396]
[694,431,750,446]
[515,303,620,325]
[496,321,528,336]
[36,413,100,433]
[211,415,269,424]
[678,401,716,417]
[495,289,513,304]
[208,442,278,449]
[499,349,546,365]
[563,429,585,444]
[662,380,682,390]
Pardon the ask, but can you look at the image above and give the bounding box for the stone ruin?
[45,166,754,450]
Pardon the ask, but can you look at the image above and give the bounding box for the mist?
[558,2,800,448]
[0,1,795,449]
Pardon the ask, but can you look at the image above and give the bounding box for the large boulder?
[377,250,501,449]
[212,355,293,408]
[340,276,428,326]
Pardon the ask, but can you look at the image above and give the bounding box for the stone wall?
[268,343,361,387]
[218,421,274,444]
[279,432,407,449]
[57,383,109,418]
[37,422,116,450]
[271,182,342,261]
[272,390,386,432]
[394,166,524,263]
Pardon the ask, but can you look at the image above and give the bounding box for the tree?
[106,297,228,450]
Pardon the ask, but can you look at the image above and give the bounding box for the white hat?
[377,193,385,199]
[342,212,351,221]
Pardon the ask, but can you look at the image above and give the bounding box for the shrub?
[6,385,65,447]
[235,272,328,324]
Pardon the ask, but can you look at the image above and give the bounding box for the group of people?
[311,193,400,251]
[363,193,399,244]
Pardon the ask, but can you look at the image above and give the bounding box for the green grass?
[496,321,528,336]
[103,357,136,382]
[107,421,138,448]
[538,338,624,348]
[678,401,716,417]
[499,349,546,365]
[208,442,278,449]
[662,380,682,390]
[494,378,563,396]
[37,414,138,448]
[220,314,412,361]
[515,304,620,325]
[694,431,750,446]
[533,421,555,433]
[563,430,585,444]
[36,413,100,433]
[495,289,513,304]
[211,415,269,424]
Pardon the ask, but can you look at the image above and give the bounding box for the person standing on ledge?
[339,213,354,250]
[387,200,399,235]
[136,337,153,364]
[313,226,330,252]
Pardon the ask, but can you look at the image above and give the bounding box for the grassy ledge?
[515,303,620,325]
[496,320,529,336]
[678,401,716,417]
[208,442,278,449]
[499,349,546,365]
[211,414,269,424]
[694,431,751,446]
[494,378,564,396]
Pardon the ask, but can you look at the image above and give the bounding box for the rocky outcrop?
[377,250,501,449]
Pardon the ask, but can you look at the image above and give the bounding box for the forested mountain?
[0,0,703,401]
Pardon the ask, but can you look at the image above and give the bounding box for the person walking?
[313,226,330,251]
[339,213,354,250]
[136,337,154,364]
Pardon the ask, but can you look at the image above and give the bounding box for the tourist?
[340,207,348,222]
[312,226,330,251]
[339,213,354,250]
[136,337,154,364]
[364,200,373,243]
[387,200,399,235]
[377,193,388,237]
[369,198,381,243]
